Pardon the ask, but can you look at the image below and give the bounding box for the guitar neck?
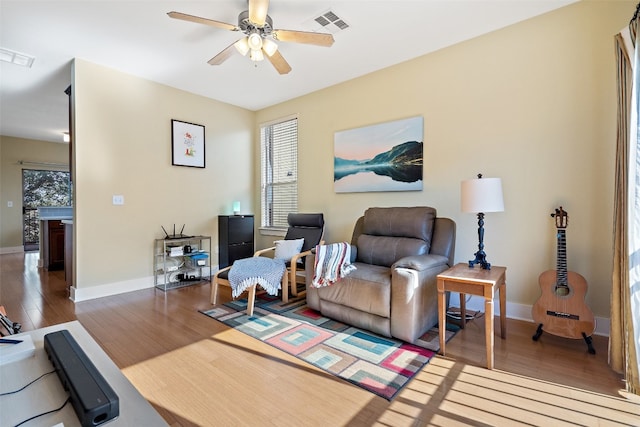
[557,229,567,286]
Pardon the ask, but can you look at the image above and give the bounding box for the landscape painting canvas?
[334,116,423,193]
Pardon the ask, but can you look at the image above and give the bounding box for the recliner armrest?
[430,218,456,267]
[392,254,449,272]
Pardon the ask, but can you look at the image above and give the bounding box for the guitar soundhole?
[554,285,570,297]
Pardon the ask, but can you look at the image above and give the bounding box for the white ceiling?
[0,0,576,144]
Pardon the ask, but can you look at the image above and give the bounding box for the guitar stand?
[532,324,544,341]
[582,332,596,355]
[532,324,596,355]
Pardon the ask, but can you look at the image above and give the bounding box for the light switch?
[112,195,124,205]
[7,201,13,208]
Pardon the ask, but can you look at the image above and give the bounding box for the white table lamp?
[461,173,504,269]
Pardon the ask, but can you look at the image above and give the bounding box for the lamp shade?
[461,177,504,213]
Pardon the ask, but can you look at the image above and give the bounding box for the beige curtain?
[611,10,640,396]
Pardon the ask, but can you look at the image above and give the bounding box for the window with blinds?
[260,117,298,229]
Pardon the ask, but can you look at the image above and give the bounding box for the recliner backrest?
[362,207,436,240]
[353,207,438,267]
[284,213,325,252]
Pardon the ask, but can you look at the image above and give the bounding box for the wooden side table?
[437,263,507,369]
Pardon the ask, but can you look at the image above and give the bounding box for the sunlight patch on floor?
[120,330,246,426]
[383,356,640,427]
[119,334,639,427]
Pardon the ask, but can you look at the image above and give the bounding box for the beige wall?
[72,59,255,293]
[0,136,69,250]
[0,1,631,319]
[255,0,633,319]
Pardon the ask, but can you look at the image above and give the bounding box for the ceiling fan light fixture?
[234,37,250,56]
[262,38,278,56]
[169,3,334,74]
[247,32,263,50]
[249,48,264,62]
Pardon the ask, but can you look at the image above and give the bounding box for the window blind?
[261,117,298,228]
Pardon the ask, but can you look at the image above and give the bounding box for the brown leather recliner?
[305,207,455,344]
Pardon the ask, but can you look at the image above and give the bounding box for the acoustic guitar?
[532,207,596,354]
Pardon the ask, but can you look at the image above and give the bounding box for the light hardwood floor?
[1,252,638,426]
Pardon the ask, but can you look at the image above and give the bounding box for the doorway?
[22,169,71,251]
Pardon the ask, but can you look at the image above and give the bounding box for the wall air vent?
[306,10,350,35]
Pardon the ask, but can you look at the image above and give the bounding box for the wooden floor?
[1,252,638,426]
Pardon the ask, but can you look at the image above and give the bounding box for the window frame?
[259,115,298,233]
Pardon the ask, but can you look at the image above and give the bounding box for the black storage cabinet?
[218,215,254,268]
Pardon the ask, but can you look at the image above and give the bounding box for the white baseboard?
[70,276,155,302]
[67,270,610,337]
[449,294,610,337]
[0,246,24,254]
[70,266,214,302]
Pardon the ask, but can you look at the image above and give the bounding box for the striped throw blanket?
[228,257,286,298]
[311,242,356,287]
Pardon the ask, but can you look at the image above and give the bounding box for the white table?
[0,321,168,427]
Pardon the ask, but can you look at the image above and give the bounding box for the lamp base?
[469,211,491,270]
[468,250,491,270]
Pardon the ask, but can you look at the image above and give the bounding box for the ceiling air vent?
[0,47,35,68]
[307,10,349,35]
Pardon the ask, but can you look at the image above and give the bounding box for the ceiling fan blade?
[167,11,239,32]
[208,42,238,65]
[273,29,334,47]
[249,0,269,26]
[265,49,292,75]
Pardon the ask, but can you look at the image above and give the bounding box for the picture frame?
[171,119,205,168]
[334,116,423,193]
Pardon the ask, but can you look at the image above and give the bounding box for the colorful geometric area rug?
[199,293,459,400]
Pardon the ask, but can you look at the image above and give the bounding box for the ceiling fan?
[168,0,335,75]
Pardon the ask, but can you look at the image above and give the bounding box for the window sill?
[259,227,287,237]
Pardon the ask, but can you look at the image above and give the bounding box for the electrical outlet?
[7,201,13,208]
[112,195,124,205]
